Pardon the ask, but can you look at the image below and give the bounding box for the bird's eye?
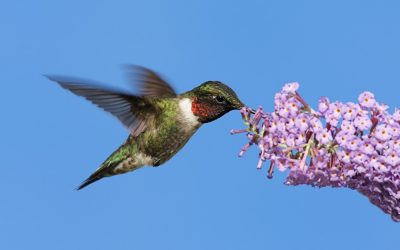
[214,95,226,103]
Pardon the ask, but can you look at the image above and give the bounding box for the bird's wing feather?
[47,76,156,137]
[125,65,177,98]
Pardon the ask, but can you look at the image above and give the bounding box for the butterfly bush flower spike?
[232,84,400,222]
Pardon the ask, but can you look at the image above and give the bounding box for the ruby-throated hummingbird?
[47,66,244,190]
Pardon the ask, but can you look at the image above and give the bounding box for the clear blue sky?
[1,1,399,249]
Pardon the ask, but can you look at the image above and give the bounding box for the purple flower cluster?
[232,83,400,222]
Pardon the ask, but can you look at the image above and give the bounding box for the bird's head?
[184,81,244,123]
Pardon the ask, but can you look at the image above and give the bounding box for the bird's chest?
[143,122,198,165]
[140,98,201,165]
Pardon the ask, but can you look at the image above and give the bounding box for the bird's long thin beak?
[234,100,246,110]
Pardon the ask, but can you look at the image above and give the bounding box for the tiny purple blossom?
[285,117,296,130]
[285,100,300,116]
[352,151,369,165]
[376,160,390,173]
[318,96,330,114]
[286,133,296,147]
[342,103,358,120]
[346,137,360,151]
[295,114,309,132]
[391,139,400,151]
[295,133,306,145]
[282,82,300,94]
[269,120,278,133]
[337,150,352,164]
[390,124,400,137]
[316,128,333,144]
[376,103,389,115]
[310,117,323,132]
[368,154,380,168]
[360,141,375,155]
[277,119,286,133]
[354,115,372,131]
[384,150,400,166]
[326,117,339,127]
[249,107,263,126]
[274,158,288,172]
[358,91,376,108]
[278,107,290,118]
[371,137,386,151]
[274,93,285,110]
[328,102,343,120]
[341,120,356,134]
[335,131,350,147]
[375,124,392,141]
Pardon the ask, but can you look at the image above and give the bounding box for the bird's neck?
[178,97,201,128]
[187,96,223,123]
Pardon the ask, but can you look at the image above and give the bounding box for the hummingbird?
[47,66,244,190]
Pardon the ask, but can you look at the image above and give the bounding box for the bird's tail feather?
[76,143,131,190]
[76,143,147,190]
[76,159,123,190]
[76,174,104,190]
[76,164,112,190]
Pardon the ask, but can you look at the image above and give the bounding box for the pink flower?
[295,114,309,132]
[342,102,358,120]
[354,115,372,131]
[358,91,376,108]
[282,82,300,93]
[316,128,333,144]
[318,96,330,114]
[375,124,392,141]
[232,83,400,222]
[341,120,356,134]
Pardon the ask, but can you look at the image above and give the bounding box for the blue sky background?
[1,0,399,249]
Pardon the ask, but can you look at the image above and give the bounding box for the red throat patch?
[191,98,211,118]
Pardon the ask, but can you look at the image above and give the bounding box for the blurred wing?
[47,76,156,137]
[126,65,177,98]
